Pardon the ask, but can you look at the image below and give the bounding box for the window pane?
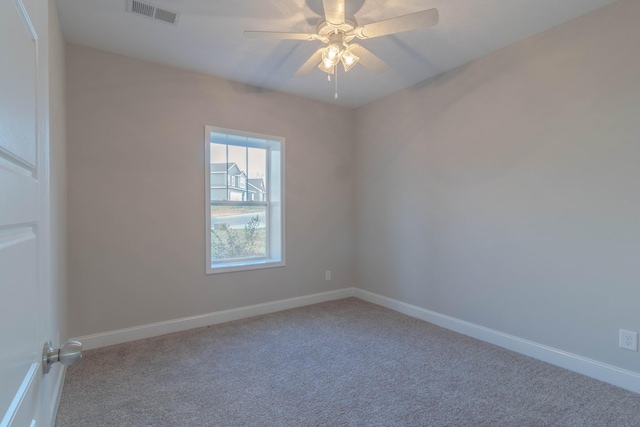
[211,205,267,261]
[210,142,226,164]
[228,145,246,172]
[248,147,267,201]
[210,143,228,201]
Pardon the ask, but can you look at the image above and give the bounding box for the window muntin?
[205,127,284,274]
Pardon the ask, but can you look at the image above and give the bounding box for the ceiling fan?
[244,0,439,85]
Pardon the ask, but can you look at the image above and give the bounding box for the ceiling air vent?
[127,0,179,25]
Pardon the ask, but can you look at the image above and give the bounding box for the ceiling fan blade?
[350,44,389,74]
[354,8,439,39]
[294,48,325,77]
[244,31,318,41]
[322,0,346,26]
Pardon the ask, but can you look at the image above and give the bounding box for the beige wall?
[66,44,356,337]
[356,0,640,373]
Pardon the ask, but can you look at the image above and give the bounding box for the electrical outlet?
[619,329,638,351]
[325,270,332,281]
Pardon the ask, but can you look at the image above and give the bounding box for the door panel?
[0,167,38,225]
[0,0,37,167]
[0,228,38,416]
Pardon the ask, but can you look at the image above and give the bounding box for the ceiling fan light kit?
[321,42,341,68]
[318,39,360,75]
[341,49,359,72]
[244,0,439,98]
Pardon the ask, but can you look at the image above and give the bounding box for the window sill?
[207,259,285,275]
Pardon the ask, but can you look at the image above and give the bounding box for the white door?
[1,0,53,425]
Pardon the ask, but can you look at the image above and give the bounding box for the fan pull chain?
[334,65,338,100]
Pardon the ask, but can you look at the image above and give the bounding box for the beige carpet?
[55,298,640,426]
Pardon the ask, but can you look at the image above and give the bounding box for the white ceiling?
[56,0,618,108]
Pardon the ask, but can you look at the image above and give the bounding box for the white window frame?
[205,126,285,274]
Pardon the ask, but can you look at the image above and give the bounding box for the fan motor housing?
[316,18,357,43]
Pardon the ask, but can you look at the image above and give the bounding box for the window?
[205,126,285,274]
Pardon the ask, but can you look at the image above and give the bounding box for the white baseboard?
[354,288,640,395]
[73,288,356,350]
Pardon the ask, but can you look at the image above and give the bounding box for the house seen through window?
[205,126,284,274]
